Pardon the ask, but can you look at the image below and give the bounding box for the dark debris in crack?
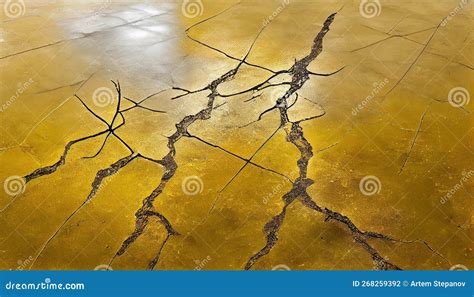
[17,4,449,271]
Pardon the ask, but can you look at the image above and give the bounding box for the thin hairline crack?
[14,4,448,271]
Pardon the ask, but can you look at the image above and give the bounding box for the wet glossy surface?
[0,0,472,270]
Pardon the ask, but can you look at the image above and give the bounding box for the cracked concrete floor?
[0,0,473,270]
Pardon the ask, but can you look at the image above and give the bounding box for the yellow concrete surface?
[0,0,472,270]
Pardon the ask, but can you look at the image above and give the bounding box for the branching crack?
[108,17,271,270]
[17,3,448,271]
[242,12,446,270]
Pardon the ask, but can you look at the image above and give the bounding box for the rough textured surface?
[0,0,472,270]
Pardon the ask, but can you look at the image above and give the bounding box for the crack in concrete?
[187,133,293,183]
[26,79,172,268]
[183,1,278,75]
[244,11,344,270]
[108,20,269,270]
[398,103,431,174]
[28,153,139,269]
[12,3,450,271]
[0,12,168,60]
[23,81,128,183]
[243,11,446,270]
[0,72,97,153]
[21,79,172,185]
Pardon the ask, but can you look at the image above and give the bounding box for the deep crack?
[14,4,449,271]
[243,11,444,270]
